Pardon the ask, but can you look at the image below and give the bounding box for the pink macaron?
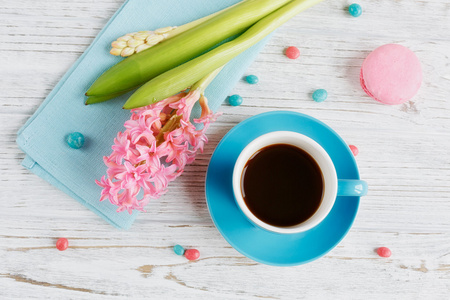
[360,44,422,105]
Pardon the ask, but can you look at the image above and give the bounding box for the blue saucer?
[205,111,361,266]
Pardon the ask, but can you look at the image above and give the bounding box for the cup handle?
[337,179,368,197]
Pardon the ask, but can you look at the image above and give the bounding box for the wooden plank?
[1,0,449,298]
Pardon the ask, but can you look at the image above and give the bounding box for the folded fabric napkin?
[16,0,271,229]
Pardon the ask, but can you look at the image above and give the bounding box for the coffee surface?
[241,144,323,227]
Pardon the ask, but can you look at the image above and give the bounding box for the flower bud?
[135,44,151,53]
[111,40,127,49]
[117,35,132,42]
[145,34,164,46]
[127,39,144,48]
[110,48,123,56]
[133,33,149,41]
[155,26,176,34]
[121,47,135,57]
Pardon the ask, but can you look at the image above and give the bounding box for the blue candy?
[173,244,185,256]
[228,94,243,106]
[245,75,259,84]
[66,132,85,149]
[348,3,362,17]
[312,89,328,102]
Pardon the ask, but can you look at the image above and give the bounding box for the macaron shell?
[360,44,422,105]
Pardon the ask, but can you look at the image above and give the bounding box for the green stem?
[123,0,324,109]
[165,1,248,40]
[191,66,224,94]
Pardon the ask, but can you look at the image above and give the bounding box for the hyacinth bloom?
[96,88,220,213]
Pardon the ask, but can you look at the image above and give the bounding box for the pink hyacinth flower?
[96,89,221,213]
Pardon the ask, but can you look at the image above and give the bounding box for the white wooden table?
[1,0,449,298]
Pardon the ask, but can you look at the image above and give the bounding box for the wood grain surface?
[1,0,449,299]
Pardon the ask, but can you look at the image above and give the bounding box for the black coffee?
[241,144,324,227]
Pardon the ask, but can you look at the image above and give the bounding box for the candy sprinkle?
[173,244,185,256]
[228,94,243,106]
[349,145,359,156]
[348,3,362,17]
[56,238,69,251]
[377,247,392,258]
[312,89,328,102]
[66,132,85,149]
[246,75,259,84]
[185,249,200,261]
[285,46,300,59]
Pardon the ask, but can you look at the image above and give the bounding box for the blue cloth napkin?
[16,0,271,229]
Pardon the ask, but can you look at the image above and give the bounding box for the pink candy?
[56,238,69,251]
[184,249,200,261]
[349,145,359,156]
[377,247,391,258]
[285,46,300,59]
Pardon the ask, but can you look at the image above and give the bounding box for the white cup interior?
[232,131,337,234]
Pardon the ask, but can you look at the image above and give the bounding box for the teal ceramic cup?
[232,131,368,234]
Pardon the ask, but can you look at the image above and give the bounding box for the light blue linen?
[16,0,271,229]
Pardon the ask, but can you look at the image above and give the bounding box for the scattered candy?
[173,244,185,256]
[377,247,392,258]
[285,46,300,59]
[184,249,200,261]
[228,94,243,106]
[66,132,85,149]
[56,238,69,251]
[312,89,328,102]
[348,3,362,17]
[349,145,359,156]
[245,75,259,84]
